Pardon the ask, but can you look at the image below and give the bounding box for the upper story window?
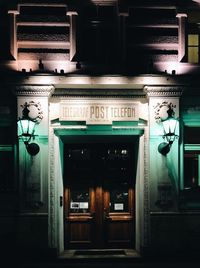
[187,11,200,64]
[188,34,199,63]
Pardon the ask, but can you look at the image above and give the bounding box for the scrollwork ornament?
[20,101,43,124]
[153,101,176,123]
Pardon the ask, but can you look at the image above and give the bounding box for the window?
[0,146,15,190]
[0,108,16,191]
[187,11,200,64]
[188,34,199,63]
[183,127,200,189]
[179,126,200,209]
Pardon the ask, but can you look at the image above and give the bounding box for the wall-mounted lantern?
[17,103,40,156]
[158,105,178,156]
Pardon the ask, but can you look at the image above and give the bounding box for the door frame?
[48,126,149,255]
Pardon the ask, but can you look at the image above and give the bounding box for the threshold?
[59,249,141,259]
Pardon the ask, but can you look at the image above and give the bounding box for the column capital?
[14,85,55,97]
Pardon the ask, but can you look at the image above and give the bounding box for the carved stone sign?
[59,100,139,124]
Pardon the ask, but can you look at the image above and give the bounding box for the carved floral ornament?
[20,101,43,124]
[153,101,176,123]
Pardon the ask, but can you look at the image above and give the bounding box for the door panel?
[64,185,95,248]
[64,143,136,249]
[104,183,135,248]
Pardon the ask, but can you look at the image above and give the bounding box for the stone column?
[145,86,183,212]
[176,13,187,62]
[15,85,55,212]
[67,11,78,61]
[8,9,19,60]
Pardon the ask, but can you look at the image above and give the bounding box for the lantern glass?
[17,119,36,142]
[162,117,177,136]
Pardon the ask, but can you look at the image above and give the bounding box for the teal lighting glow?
[158,106,178,156]
[17,119,36,143]
[162,116,177,142]
[17,104,40,155]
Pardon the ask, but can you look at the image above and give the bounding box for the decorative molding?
[144,86,183,97]
[143,127,150,247]
[48,127,56,248]
[52,89,146,99]
[14,85,55,97]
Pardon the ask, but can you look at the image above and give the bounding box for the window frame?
[184,144,200,188]
[180,124,200,190]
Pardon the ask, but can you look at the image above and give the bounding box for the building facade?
[1,0,200,258]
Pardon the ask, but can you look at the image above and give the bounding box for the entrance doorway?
[64,142,136,249]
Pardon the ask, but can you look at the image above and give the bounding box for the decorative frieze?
[144,86,183,97]
[59,99,139,124]
[14,85,55,97]
[52,88,146,98]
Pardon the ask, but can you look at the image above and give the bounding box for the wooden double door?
[64,143,136,249]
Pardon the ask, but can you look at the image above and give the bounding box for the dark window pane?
[0,126,14,144]
[110,183,129,212]
[184,152,199,188]
[70,187,90,213]
[0,149,14,190]
[184,127,200,144]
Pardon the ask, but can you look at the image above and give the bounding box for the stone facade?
[0,0,200,258]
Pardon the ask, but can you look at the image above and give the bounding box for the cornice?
[52,88,146,99]
[144,86,184,97]
[14,85,55,97]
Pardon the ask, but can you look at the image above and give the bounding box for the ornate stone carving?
[20,101,43,123]
[153,101,176,123]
